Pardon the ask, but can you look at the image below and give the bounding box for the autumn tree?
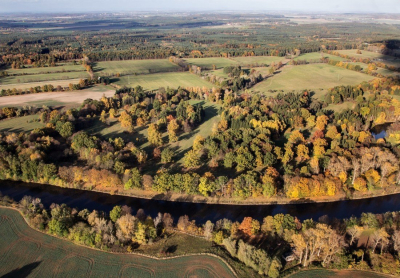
[147,123,163,147]
[167,119,179,143]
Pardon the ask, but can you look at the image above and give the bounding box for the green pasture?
[85,100,220,164]
[93,59,180,76]
[293,52,348,62]
[0,71,89,85]
[230,56,285,65]
[4,63,85,76]
[114,72,214,91]
[0,115,43,133]
[184,57,237,69]
[251,64,373,92]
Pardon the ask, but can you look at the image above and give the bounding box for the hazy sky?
[0,0,399,13]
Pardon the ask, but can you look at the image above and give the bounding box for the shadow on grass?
[1,261,42,278]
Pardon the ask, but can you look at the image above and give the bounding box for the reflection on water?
[1,180,400,224]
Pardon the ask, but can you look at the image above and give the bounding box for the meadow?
[114,72,214,91]
[85,100,220,164]
[0,115,43,133]
[184,57,238,69]
[336,49,400,68]
[251,64,373,93]
[336,49,392,60]
[0,71,89,85]
[5,63,85,75]
[0,78,83,91]
[93,59,180,76]
[0,207,236,278]
[293,52,348,62]
[230,56,285,65]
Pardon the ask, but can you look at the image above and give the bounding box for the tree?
[110,206,122,222]
[183,150,200,168]
[346,225,363,246]
[371,228,389,254]
[147,124,163,146]
[119,111,133,132]
[204,220,214,240]
[392,231,400,255]
[167,119,179,143]
[316,115,329,131]
[124,168,142,190]
[58,122,74,138]
[161,148,174,164]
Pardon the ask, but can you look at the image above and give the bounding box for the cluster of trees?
[7,193,400,277]
[0,75,399,201]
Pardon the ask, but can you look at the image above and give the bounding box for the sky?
[0,0,399,13]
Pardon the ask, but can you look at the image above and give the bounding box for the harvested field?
[0,85,115,108]
[0,207,236,278]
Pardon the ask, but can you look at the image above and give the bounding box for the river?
[1,180,400,224]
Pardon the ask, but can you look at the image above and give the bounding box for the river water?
[1,180,400,224]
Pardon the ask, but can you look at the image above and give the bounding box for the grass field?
[184,58,238,69]
[85,100,220,164]
[93,59,180,76]
[0,115,43,133]
[337,50,390,60]
[230,56,285,65]
[0,207,236,278]
[336,50,400,68]
[0,71,89,85]
[293,53,348,62]
[114,72,214,91]
[288,269,390,278]
[0,78,83,91]
[252,64,374,92]
[0,85,115,108]
[4,63,85,76]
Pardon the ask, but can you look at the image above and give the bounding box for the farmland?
[184,57,238,69]
[336,49,400,68]
[114,72,214,90]
[293,52,348,62]
[0,207,236,278]
[5,63,85,75]
[230,56,285,65]
[0,71,89,85]
[251,64,373,93]
[93,59,180,76]
[0,78,83,91]
[0,85,115,108]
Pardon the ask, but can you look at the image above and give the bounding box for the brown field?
[0,85,115,108]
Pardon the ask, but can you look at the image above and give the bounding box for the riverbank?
[3,177,400,206]
[0,205,244,278]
